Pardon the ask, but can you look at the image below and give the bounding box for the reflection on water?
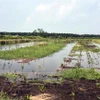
[0,42,39,51]
[0,43,76,74]
[81,52,100,68]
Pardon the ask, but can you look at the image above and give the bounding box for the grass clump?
[61,68,100,80]
[1,73,19,81]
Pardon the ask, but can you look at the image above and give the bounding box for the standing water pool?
[0,43,76,75]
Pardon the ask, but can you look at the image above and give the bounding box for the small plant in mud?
[32,70,35,76]
[8,66,11,72]
[38,85,46,92]
[24,94,32,100]
[49,74,53,79]
[63,57,66,61]
[38,65,42,70]
[23,75,27,82]
[3,63,6,67]
[0,91,12,100]
[2,72,18,81]
[2,66,5,71]
[96,83,100,88]
[21,64,24,72]
[60,63,65,68]
[61,63,64,66]
[59,77,64,84]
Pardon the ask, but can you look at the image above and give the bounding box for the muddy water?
[0,42,39,51]
[0,43,76,75]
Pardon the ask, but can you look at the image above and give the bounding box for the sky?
[0,0,100,34]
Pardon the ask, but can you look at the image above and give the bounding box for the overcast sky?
[0,0,100,34]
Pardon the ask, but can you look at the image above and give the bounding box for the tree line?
[0,28,100,38]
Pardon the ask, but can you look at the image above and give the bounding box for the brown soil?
[0,76,100,100]
[16,58,36,63]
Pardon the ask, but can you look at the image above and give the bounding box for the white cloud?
[35,3,51,12]
[26,0,76,23]
[23,0,100,33]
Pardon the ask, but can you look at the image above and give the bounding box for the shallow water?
[0,42,39,51]
[0,43,76,74]
[93,42,100,48]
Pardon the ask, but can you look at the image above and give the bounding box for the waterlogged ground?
[0,43,76,76]
[57,43,100,72]
[0,42,100,78]
[0,41,39,51]
[81,52,100,68]
[0,41,100,100]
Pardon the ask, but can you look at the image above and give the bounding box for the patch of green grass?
[69,53,82,57]
[0,42,65,59]
[61,68,100,80]
[1,72,19,80]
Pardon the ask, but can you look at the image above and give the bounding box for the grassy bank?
[61,68,100,80]
[0,42,65,59]
[93,39,100,44]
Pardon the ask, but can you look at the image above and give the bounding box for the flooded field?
[0,40,100,79]
[57,42,100,72]
[0,38,100,100]
[0,43,76,75]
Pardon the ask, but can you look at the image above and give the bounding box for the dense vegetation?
[62,68,100,80]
